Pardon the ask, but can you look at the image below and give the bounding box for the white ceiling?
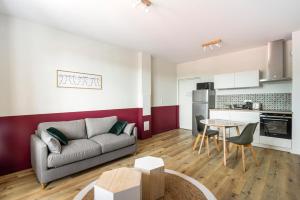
[1,0,300,63]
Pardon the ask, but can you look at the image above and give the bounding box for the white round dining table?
[199,119,245,167]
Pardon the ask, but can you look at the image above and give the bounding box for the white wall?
[292,30,300,155]
[151,57,177,106]
[0,14,139,117]
[177,42,292,95]
[138,52,152,116]
[177,41,292,79]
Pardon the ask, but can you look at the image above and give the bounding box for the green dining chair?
[193,115,220,156]
[227,123,259,172]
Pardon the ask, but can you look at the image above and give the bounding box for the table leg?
[222,127,227,166]
[198,125,208,155]
[206,136,210,157]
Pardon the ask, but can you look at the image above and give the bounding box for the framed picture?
[57,70,102,90]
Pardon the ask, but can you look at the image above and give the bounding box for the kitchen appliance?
[260,39,292,82]
[252,103,262,110]
[192,84,215,136]
[243,101,253,110]
[260,112,292,139]
[232,104,244,109]
[197,82,214,90]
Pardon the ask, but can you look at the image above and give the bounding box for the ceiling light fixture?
[132,0,140,8]
[202,39,222,52]
[132,0,152,13]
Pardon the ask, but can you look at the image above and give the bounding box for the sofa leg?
[41,183,48,189]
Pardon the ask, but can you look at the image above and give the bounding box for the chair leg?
[198,126,208,155]
[249,144,259,166]
[193,134,202,150]
[241,145,246,172]
[213,136,220,152]
[236,145,239,160]
[206,136,210,157]
[41,183,48,189]
[226,141,230,153]
[229,142,233,152]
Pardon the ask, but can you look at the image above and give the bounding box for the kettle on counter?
[252,102,262,110]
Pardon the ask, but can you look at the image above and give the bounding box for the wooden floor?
[1,129,300,200]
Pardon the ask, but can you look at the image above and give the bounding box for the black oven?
[260,112,292,139]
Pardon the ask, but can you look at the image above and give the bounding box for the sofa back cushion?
[85,116,117,138]
[37,119,86,140]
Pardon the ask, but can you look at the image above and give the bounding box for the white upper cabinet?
[214,70,260,89]
[235,70,259,88]
[214,73,235,89]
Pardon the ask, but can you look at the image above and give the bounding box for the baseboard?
[290,148,300,155]
[252,143,291,153]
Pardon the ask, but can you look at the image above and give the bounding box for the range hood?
[260,39,292,82]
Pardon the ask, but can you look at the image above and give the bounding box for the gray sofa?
[31,116,137,186]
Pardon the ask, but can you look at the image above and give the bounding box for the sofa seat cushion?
[47,139,101,168]
[90,133,135,153]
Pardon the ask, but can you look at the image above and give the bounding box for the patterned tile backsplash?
[216,93,292,111]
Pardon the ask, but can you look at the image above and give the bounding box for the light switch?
[144,121,149,131]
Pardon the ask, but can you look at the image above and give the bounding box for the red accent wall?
[0,108,139,176]
[0,106,179,176]
[151,105,179,135]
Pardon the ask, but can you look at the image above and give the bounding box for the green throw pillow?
[109,120,128,135]
[47,127,68,145]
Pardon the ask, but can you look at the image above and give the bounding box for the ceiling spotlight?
[142,0,152,7]
[144,6,150,13]
[132,0,141,8]
[133,0,152,13]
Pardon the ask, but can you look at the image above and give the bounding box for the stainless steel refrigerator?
[192,89,215,136]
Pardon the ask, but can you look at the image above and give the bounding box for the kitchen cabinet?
[210,110,260,145]
[235,70,259,88]
[214,73,235,89]
[214,70,259,89]
[260,136,292,149]
[210,110,231,120]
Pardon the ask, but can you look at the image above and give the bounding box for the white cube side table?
[94,167,141,200]
[134,156,165,200]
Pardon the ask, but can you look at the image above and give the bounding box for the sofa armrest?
[133,127,138,140]
[31,134,48,183]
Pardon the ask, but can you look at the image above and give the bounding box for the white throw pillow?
[123,123,135,135]
[41,131,62,154]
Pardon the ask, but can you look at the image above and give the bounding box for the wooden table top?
[200,119,244,127]
[134,156,164,171]
[95,167,141,193]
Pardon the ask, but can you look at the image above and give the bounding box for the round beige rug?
[74,169,217,200]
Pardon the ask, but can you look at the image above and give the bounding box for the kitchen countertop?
[210,108,260,112]
[210,109,293,114]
